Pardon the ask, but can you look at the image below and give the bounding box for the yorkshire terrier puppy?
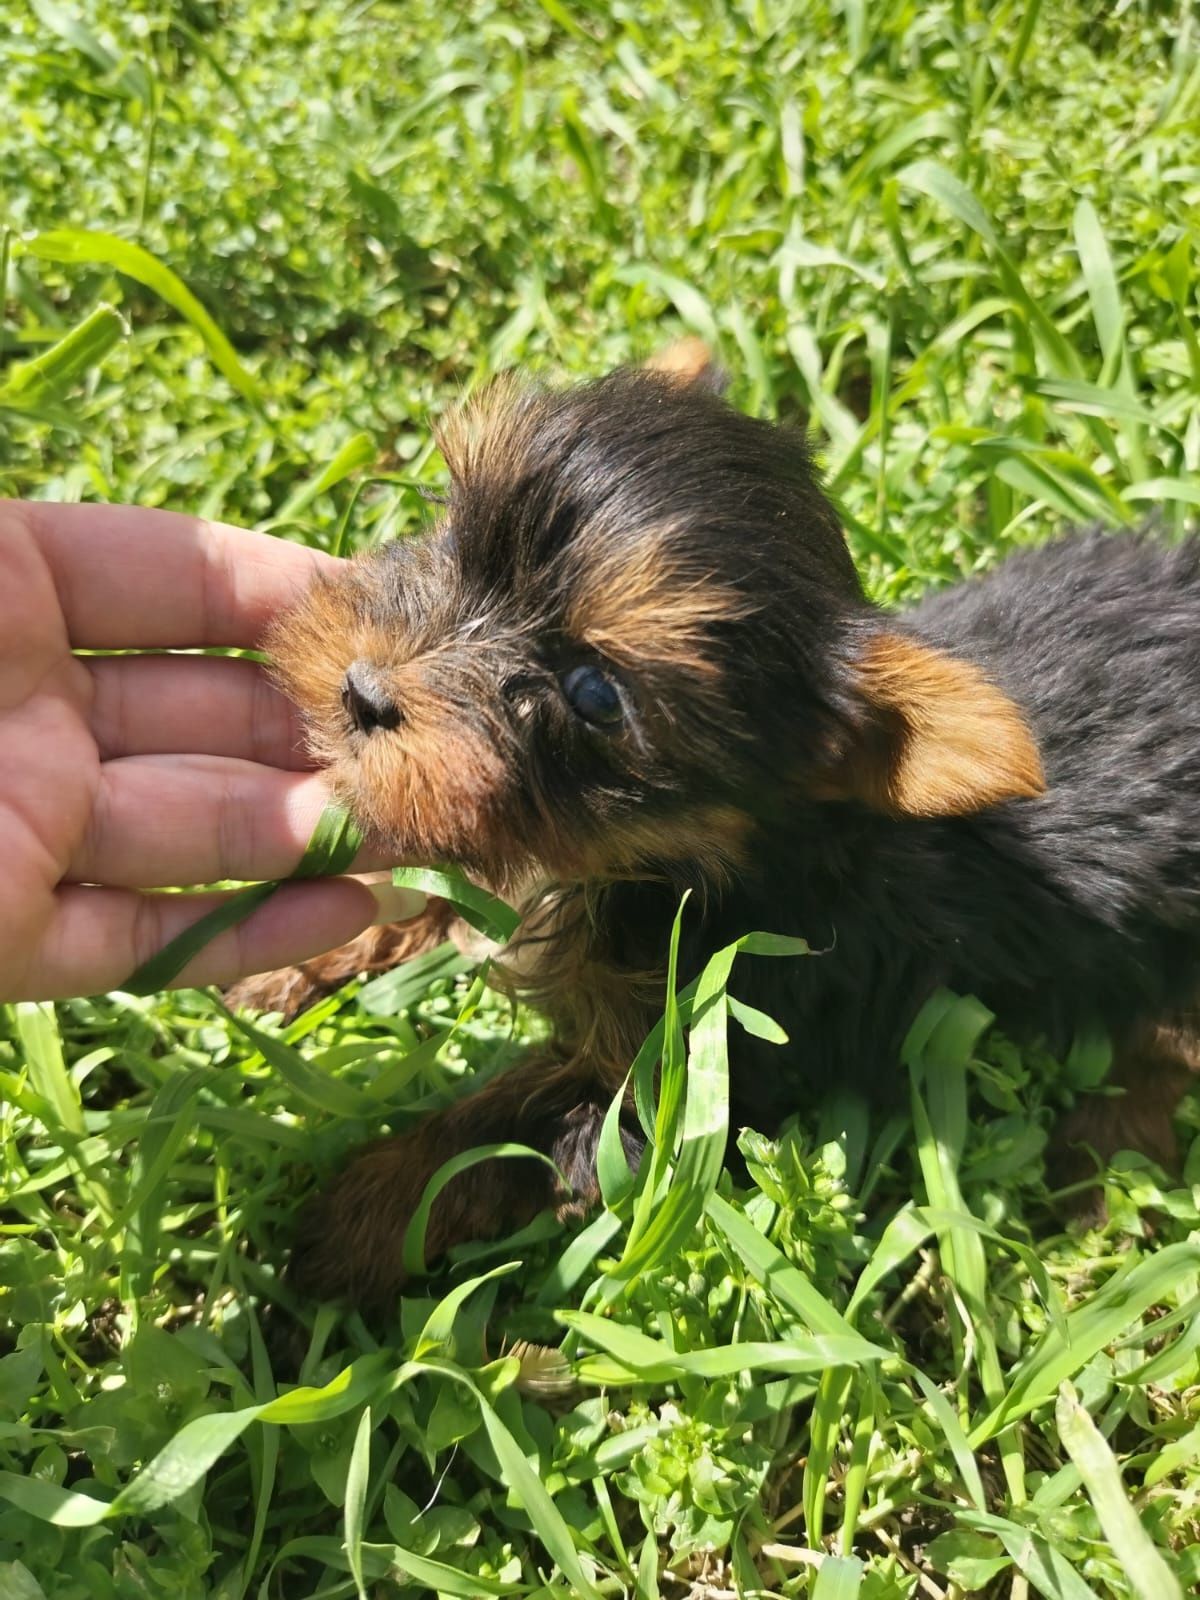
[240,352,1200,1306]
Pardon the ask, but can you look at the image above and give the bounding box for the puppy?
[245,360,1200,1306]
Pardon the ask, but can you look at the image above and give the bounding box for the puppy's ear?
[643,336,728,395]
[821,631,1045,817]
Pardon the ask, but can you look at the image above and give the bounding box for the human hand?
[0,500,420,1002]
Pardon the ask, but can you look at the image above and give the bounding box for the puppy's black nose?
[341,659,402,735]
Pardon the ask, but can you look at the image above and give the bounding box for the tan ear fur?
[642,337,727,393]
[827,631,1046,817]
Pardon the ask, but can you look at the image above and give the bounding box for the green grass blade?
[898,160,1085,382]
[535,1209,623,1306]
[636,1526,661,1598]
[838,1375,877,1554]
[897,158,997,247]
[256,1353,400,1425]
[343,1406,373,1600]
[957,1510,1108,1600]
[13,1001,84,1137]
[611,928,812,1289]
[1056,1383,1183,1600]
[1073,199,1126,370]
[812,1556,865,1600]
[1124,477,1200,509]
[360,1543,518,1596]
[727,994,788,1043]
[1144,1419,1200,1489]
[20,229,263,402]
[705,1192,871,1343]
[612,264,719,344]
[355,940,474,1015]
[417,1358,603,1599]
[218,1001,380,1116]
[606,940,735,1285]
[290,804,364,877]
[275,431,376,522]
[910,1368,987,1513]
[124,802,364,993]
[804,1365,853,1541]
[970,1242,1200,1441]
[619,895,691,1261]
[595,1066,637,1205]
[116,887,258,999]
[0,1471,110,1528]
[906,992,1026,1501]
[391,866,520,941]
[402,1144,562,1278]
[844,1203,933,1321]
[413,1262,521,1357]
[561,1310,884,1383]
[0,304,126,403]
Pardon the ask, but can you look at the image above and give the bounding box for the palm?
[0,501,391,1001]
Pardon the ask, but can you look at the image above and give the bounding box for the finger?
[20,877,388,1001]
[67,757,392,888]
[8,500,340,650]
[87,655,311,767]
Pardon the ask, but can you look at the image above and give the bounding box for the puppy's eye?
[560,664,624,728]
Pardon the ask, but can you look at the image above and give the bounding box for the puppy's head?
[272,366,1042,887]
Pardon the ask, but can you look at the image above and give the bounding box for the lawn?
[2,0,1200,1595]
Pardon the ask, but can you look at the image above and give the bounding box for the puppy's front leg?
[289,1057,642,1308]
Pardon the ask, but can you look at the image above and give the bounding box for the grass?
[2,0,1200,1594]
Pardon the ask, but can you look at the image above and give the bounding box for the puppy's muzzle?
[341,659,403,735]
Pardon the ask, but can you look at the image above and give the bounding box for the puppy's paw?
[224,962,328,1021]
[224,902,456,1022]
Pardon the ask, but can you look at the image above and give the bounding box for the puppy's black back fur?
[599,530,1200,1126]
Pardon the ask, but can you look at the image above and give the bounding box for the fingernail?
[360,876,428,927]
